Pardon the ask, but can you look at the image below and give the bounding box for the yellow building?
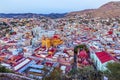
[41,35,63,48]
[52,38,63,47]
[42,37,51,48]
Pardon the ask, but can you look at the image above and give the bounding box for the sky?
[0,0,119,14]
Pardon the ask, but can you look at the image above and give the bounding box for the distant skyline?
[0,0,119,14]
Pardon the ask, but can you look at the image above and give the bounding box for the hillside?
[66,1,120,18]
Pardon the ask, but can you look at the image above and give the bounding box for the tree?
[0,65,13,73]
[66,66,103,80]
[74,44,89,54]
[104,62,120,80]
[43,67,62,80]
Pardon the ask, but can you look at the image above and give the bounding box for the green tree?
[66,66,103,80]
[0,65,13,73]
[43,67,62,80]
[74,44,89,54]
[104,62,120,80]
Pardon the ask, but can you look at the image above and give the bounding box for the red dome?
[53,34,60,39]
[78,50,88,58]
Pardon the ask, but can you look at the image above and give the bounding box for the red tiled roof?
[45,62,53,67]
[13,58,26,67]
[8,40,17,43]
[96,51,114,63]
[49,48,56,53]
[46,54,53,58]
[90,46,96,50]
[3,37,9,41]
[13,55,23,62]
[108,31,113,35]
[34,47,40,52]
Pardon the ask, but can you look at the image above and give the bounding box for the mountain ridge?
[0,1,120,19]
[0,13,67,19]
[66,1,120,18]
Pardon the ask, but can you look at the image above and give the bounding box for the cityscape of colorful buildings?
[0,16,120,79]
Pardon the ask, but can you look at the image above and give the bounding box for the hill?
[66,1,120,18]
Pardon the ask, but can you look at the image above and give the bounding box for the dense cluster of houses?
[0,16,120,79]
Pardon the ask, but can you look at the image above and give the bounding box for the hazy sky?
[0,0,119,14]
